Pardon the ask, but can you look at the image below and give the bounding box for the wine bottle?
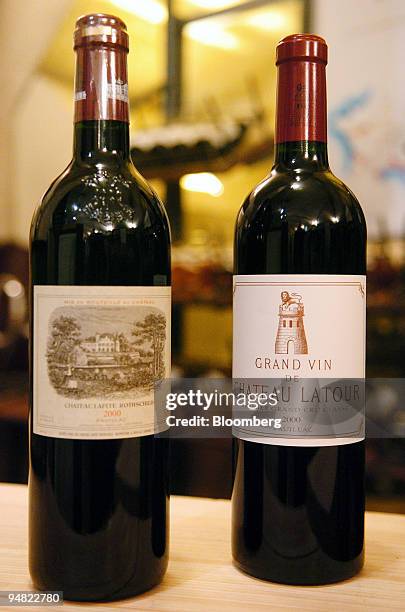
[29,14,171,601]
[232,34,366,585]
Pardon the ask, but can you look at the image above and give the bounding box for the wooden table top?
[1,483,405,611]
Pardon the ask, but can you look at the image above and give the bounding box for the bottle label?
[74,46,129,122]
[33,285,171,440]
[233,275,366,446]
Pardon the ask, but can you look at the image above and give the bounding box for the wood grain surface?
[0,483,404,611]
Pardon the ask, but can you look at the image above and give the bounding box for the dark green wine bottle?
[29,14,170,601]
[232,34,366,585]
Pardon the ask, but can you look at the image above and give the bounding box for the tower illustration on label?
[275,291,308,354]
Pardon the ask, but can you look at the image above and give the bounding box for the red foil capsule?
[275,34,328,144]
[73,13,129,123]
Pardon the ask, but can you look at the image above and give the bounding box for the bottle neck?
[274,56,328,170]
[73,42,130,162]
[73,120,130,161]
[274,141,329,170]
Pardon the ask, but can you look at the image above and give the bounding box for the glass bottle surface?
[29,14,170,601]
[232,35,366,585]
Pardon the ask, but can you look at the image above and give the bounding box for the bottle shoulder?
[31,159,170,241]
[236,167,366,233]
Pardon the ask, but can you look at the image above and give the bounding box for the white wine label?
[33,285,171,440]
[233,274,366,446]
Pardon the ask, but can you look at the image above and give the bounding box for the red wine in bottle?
[232,35,366,585]
[29,14,171,601]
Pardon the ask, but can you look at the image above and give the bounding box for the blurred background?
[1,0,405,511]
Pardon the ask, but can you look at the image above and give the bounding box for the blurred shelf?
[131,121,273,180]
[0,396,27,422]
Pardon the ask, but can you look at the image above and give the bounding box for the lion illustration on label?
[275,291,308,354]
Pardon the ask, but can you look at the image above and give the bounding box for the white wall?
[0,0,72,244]
[314,0,405,238]
[12,76,73,245]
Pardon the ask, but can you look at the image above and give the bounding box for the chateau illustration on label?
[275,291,308,354]
[46,305,167,399]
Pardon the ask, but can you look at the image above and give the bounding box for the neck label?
[74,46,129,123]
[275,60,327,143]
